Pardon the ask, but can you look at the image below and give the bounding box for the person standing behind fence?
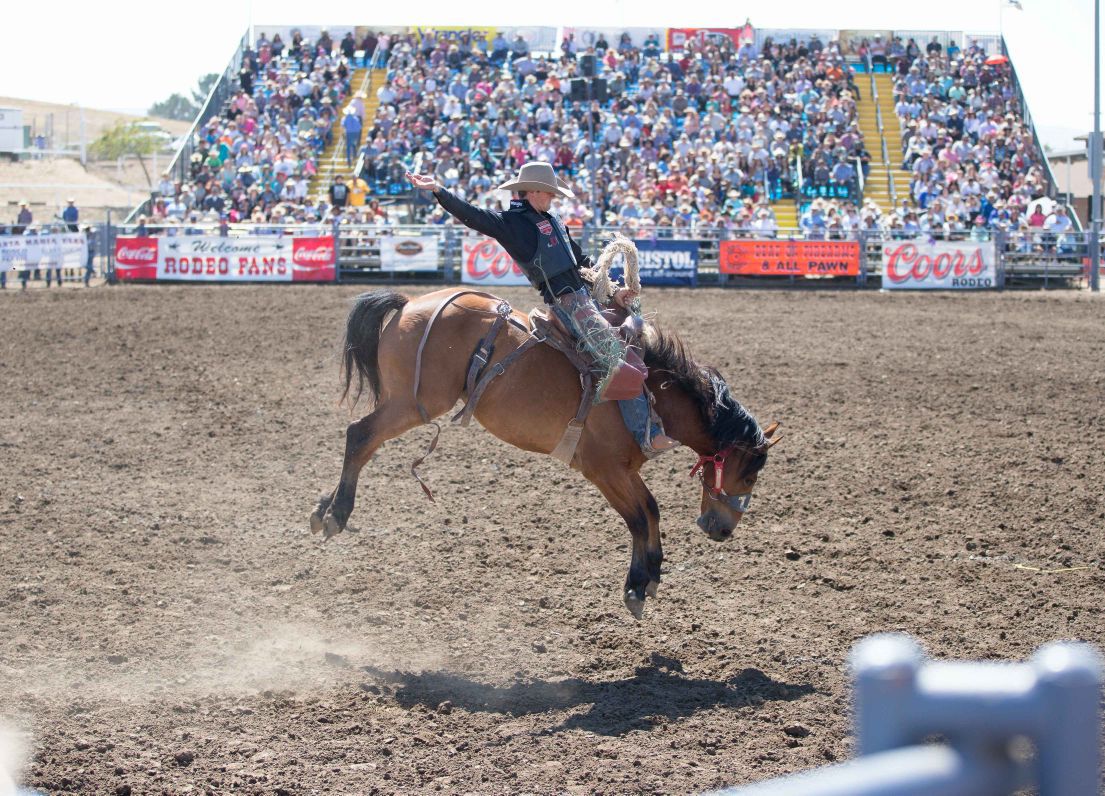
[62,198,79,232]
[15,200,31,234]
[342,107,362,166]
[83,226,96,286]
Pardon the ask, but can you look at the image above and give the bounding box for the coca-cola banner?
[379,234,440,272]
[461,235,528,286]
[719,240,860,277]
[0,233,86,272]
[114,236,336,283]
[881,240,997,290]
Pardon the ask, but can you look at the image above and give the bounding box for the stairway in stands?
[310,67,384,202]
[770,199,798,232]
[857,71,912,214]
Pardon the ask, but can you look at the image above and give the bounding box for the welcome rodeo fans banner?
[461,235,528,286]
[114,236,336,282]
[881,240,997,290]
[379,234,439,272]
[719,240,860,277]
[0,232,87,272]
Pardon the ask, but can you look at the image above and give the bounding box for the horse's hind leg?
[309,402,421,540]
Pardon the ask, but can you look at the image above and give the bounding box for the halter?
[689,446,754,513]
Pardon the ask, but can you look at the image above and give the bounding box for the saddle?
[442,296,648,468]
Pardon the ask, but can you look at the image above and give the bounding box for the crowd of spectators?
[360,29,867,235]
[879,36,1068,243]
[134,26,1065,247]
[145,29,357,227]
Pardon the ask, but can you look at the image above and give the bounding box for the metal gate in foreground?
[712,634,1102,796]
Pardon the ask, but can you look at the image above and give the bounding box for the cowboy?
[406,162,677,456]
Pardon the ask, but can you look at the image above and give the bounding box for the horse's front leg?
[589,471,662,619]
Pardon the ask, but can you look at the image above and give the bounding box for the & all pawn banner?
[114,235,336,282]
[881,240,997,290]
[719,239,860,277]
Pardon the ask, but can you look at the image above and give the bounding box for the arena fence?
[2,223,1095,290]
[712,633,1102,796]
[85,222,1100,290]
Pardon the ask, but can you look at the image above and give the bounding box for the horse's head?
[693,421,780,542]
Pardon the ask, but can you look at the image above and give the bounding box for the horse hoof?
[645,580,659,598]
[309,512,325,534]
[323,514,344,540]
[624,590,645,620]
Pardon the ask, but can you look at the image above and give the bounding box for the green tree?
[149,93,196,121]
[148,72,220,121]
[88,122,160,185]
[191,73,220,108]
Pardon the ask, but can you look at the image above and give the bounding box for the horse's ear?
[763,421,781,438]
[763,434,782,449]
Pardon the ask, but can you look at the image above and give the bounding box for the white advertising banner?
[0,233,86,272]
[378,234,440,272]
[881,240,997,290]
[461,235,529,286]
[114,235,336,282]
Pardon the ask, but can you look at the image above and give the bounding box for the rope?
[582,233,641,313]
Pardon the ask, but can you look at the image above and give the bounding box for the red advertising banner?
[666,27,752,51]
[461,235,528,286]
[719,240,861,277]
[114,236,336,282]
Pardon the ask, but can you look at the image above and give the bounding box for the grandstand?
[120,22,1080,282]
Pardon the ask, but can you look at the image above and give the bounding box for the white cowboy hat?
[496,161,573,199]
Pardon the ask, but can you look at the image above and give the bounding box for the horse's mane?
[641,326,767,468]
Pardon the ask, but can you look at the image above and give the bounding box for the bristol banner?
[881,240,997,290]
[114,235,336,282]
[379,234,439,272]
[611,239,699,287]
[461,235,528,286]
[719,240,860,277]
[0,233,87,272]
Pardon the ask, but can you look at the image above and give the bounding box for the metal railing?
[712,634,1102,796]
[27,217,1095,289]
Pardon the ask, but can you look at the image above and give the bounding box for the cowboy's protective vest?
[510,205,578,286]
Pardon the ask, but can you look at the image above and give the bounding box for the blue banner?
[610,239,699,287]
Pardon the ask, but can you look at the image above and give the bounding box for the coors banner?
[882,240,997,290]
[114,235,336,282]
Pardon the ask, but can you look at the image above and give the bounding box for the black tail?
[341,291,409,406]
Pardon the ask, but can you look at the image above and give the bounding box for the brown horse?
[311,288,778,618]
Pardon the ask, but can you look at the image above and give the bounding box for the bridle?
[689,446,755,513]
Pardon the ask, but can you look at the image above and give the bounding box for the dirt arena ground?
[2,283,1103,795]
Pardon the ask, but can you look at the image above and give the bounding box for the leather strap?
[452,333,544,427]
[410,290,524,501]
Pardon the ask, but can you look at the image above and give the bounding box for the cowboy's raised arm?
[406,171,508,240]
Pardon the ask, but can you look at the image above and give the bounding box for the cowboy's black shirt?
[433,188,590,302]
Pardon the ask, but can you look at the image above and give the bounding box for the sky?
[0,0,1099,150]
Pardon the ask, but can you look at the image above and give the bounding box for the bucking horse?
[311,287,779,618]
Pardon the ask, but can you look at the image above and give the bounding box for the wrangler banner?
[461,235,528,286]
[379,234,439,272]
[113,236,336,282]
[0,233,87,272]
[719,240,860,277]
[881,240,997,290]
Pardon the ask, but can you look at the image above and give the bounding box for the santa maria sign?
[882,240,997,290]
